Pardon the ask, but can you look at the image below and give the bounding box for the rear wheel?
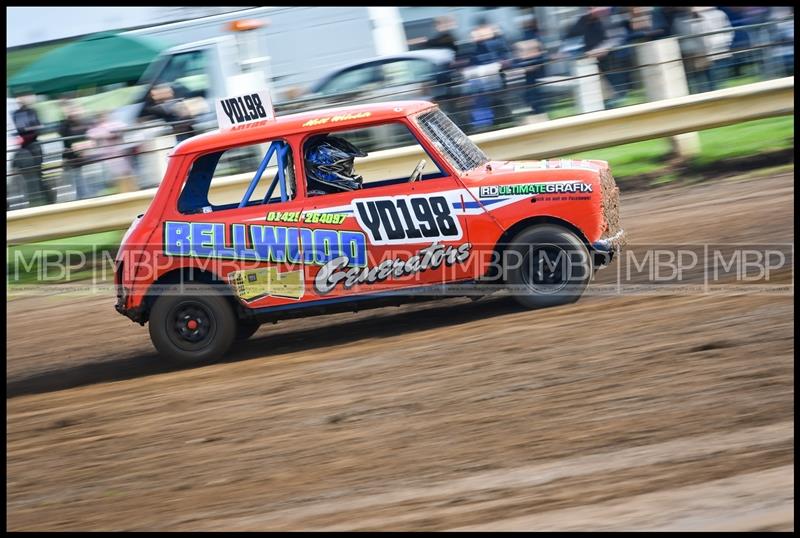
[504,225,592,309]
[148,283,237,365]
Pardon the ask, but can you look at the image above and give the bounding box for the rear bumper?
[115,296,148,324]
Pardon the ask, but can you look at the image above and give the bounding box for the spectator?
[86,113,137,194]
[721,6,771,78]
[770,6,794,76]
[511,38,549,117]
[12,93,53,207]
[427,15,459,53]
[141,83,208,143]
[428,23,464,120]
[675,7,734,93]
[566,6,632,108]
[624,6,665,43]
[460,16,513,130]
[519,14,544,42]
[466,16,513,67]
[652,6,684,38]
[57,102,93,200]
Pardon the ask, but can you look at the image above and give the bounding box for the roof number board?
[216,90,274,130]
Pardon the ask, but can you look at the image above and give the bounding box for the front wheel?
[148,283,237,365]
[504,225,592,309]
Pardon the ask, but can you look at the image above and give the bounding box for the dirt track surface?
[7,170,794,531]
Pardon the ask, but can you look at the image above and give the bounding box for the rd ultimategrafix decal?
[479,182,593,198]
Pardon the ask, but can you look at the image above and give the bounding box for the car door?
[295,128,475,301]
[164,140,309,310]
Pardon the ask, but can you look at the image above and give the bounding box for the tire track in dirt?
[191,422,793,531]
[453,465,794,532]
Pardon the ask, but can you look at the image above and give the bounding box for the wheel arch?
[142,266,247,323]
[484,215,593,280]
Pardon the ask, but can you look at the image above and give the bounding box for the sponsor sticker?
[353,194,463,245]
[315,241,472,294]
[265,211,349,225]
[229,267,305,302]
[479,182,593,198]
[163,221,367,267]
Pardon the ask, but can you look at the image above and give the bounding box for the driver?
[304,134,367,196]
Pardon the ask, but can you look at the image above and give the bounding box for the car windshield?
[414,108,489,173]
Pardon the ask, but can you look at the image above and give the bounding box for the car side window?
[301,123,447,199]
[380,59,433,86]
[178,140,296,214]
[153,50,210,98]
[318,65,382,95]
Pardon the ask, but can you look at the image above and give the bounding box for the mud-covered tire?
[504,224,592,309]
[148,283,237,365]
[235,321,261,341]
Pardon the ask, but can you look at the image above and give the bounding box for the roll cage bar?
[239,140,290,208]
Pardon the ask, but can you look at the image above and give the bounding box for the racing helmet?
[304,135,367,194]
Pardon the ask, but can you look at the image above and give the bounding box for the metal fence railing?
[6,17,794,211]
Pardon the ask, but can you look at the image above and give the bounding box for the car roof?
[308,48,455,94]
[171,100,437,156]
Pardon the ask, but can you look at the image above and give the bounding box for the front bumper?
[592,229,626,266]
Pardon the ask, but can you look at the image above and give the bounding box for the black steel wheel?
[148,283,237,365]
[504,225,592,309]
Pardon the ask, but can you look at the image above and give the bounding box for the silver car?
[276,49,456,150]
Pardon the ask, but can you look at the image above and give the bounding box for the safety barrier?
[6,76,793,245]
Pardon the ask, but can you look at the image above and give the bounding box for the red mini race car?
[115,98,625,364]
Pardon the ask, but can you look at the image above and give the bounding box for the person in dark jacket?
[57,101,92,200]
[12,93,53,206]
[623,6,666,43]
[460,16,513,130]
[652,6,685,38]
[427,15,459,53]
[566,7,631,108]
[511,38,550,116]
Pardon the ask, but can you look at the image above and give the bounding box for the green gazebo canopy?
[8,32,166,96]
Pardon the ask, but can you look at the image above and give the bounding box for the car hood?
[462,159,609,179]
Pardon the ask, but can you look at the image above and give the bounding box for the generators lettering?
[164,221,366,267]
[353,194,462,245]
[315,242,473,294]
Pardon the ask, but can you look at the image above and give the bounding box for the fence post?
[636,37,701,157]
[574,57,605,113]
[136,130,173,189]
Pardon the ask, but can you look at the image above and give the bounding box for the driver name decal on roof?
[302,111,371,127]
